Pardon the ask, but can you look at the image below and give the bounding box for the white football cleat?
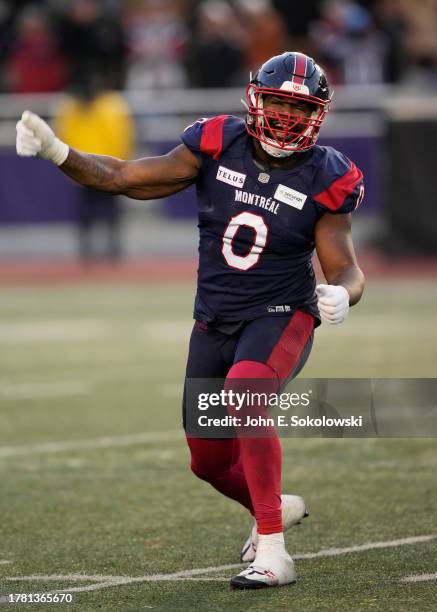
[231,533,296,590]
[240,494,308,563]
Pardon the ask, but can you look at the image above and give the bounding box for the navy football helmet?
[245,52,332,157]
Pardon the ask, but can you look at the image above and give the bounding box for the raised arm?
[314,212,365,324]
[61,145,200,199]
[16,111,200,200]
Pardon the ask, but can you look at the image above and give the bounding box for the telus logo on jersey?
[216,166,246,188]
[274,184,307,210]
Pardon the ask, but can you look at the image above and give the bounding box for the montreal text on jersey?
[234,189,280,215]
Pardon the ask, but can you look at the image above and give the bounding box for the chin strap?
[260,140,296,158]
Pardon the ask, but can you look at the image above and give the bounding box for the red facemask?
[245,84,331,156]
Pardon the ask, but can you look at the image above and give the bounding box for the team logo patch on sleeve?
[274,185,307,210]
[216,166,246,188]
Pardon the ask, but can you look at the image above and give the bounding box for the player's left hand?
[316,284,350,324]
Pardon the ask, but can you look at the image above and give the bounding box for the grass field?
[0,280,436,611]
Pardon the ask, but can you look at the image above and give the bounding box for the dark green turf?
[0,281,436,611]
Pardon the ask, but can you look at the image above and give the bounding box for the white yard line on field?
[0,430,183,458]
[294,535,436,559]
[5,574,128,582]
[400,572,437,583]
[0,380,91,401]
[0,320,109,344]
[1,534,435,600]
[139,321,192,343]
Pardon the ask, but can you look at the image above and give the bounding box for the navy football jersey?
[180,115,364,326]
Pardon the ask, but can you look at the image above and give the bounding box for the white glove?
[16,110,69,166]
[316,284,350,325]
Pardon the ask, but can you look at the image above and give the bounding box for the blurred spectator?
[374,0,408,83]
[6,5,68,93]
[0,1,14,91]
[310,0,388,85]
[124,0,188,89]
[272,0,320,53]
[186,0,243,87]
[1,0,436,94]
[397,0,437,64]
[235,0,289,73]
[60,0,126,91]
[55,79,134,260]
[395,0,437,88]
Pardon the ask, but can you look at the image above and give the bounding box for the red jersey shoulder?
[312,146,365,214]
[181,115,246,160]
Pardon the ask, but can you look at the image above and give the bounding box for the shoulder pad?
[312,146,364,214]
[181,115,245,160]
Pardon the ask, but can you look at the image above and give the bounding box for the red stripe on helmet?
[313,162,363,211]
[200,115,228,160]
[293,54,307,86]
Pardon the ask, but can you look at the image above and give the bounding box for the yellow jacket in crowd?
[55,91,134,160]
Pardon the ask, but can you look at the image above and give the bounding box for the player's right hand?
[16,110,69,166]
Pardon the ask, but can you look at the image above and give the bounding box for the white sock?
[256,532,286,557]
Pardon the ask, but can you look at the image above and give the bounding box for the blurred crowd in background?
[1,0,437,96]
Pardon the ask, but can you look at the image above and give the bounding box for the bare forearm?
[327,265,365,306]
[59,146,197,199]
[17,112,199,198]
[315,213,366,306]
[60,148,124,193]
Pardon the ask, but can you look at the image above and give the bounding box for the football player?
[16,52,365,590]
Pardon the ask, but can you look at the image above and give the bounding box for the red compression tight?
[187,360,282,535]
[186,436,254,514]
